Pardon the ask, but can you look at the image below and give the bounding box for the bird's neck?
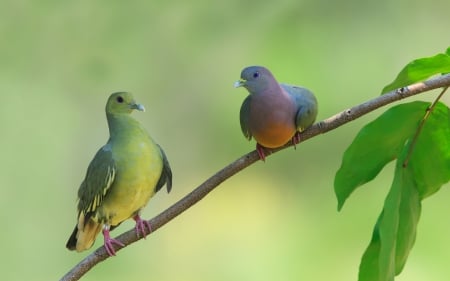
[252,83,288,98]
[106,113,143,140]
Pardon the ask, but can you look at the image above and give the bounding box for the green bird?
[66,92,172,256]
[235,66,318,161]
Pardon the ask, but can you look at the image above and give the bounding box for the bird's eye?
[116,96,124,103]
[253,72,259,78]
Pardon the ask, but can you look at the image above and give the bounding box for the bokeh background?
[1,1,449,280]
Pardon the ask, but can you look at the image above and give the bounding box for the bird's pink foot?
[102,227,124,256]
[256,143,267,161]
[133,215,152,239]
[291,132,301,149]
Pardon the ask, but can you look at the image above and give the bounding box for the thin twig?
[60,73,450,281]
[402,86,449,167]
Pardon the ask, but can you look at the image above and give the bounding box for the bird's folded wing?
[77,145,116,217]
[239,95,252,140]
[155,144,173,193]
[281,83,318,131]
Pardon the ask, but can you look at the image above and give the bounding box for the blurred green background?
[1,0,449,280]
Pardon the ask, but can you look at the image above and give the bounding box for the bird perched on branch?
[66,92,172,256]
[235,66,318,161]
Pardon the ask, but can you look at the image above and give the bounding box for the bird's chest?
[103,139,162,224]
[248,95,296,148]
[113,139,161,190]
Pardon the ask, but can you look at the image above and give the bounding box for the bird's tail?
[66,213,102,252]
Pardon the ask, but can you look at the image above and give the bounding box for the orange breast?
[251,120,296,148]
[247,89,297,148]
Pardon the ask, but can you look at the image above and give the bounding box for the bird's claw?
[291,132,301,149]
[256,143,266,161]
[133,215,152,239]
[102,228,124,256]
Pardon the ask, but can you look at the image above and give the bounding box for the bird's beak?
[234,79,246,88]
[130,103,146,112]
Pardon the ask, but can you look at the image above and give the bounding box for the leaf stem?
[402,86,449,167]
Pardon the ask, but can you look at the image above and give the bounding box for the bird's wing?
[281,83,318,131]
[239,95,252,140]
[155,144,173,193]
[77,145,116,219]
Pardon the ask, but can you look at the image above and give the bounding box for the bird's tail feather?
[66,225,79,250]
[66,213,102,252]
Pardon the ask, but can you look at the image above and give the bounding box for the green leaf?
[446,46,450,56]
[359,160,421,281]
[408,102,450,199]
[334,102,426,210]
[359,221,381,281]
[382,52,450,94]
[394,168,420,274]
[356,102,450,281]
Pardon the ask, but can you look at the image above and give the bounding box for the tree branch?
[60,73,450,281]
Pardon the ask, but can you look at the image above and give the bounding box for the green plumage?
[66,92,172,253]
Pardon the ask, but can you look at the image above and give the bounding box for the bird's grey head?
[234,66,276,94]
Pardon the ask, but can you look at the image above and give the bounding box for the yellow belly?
[100,179,157,225]
[97,142,163,226]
